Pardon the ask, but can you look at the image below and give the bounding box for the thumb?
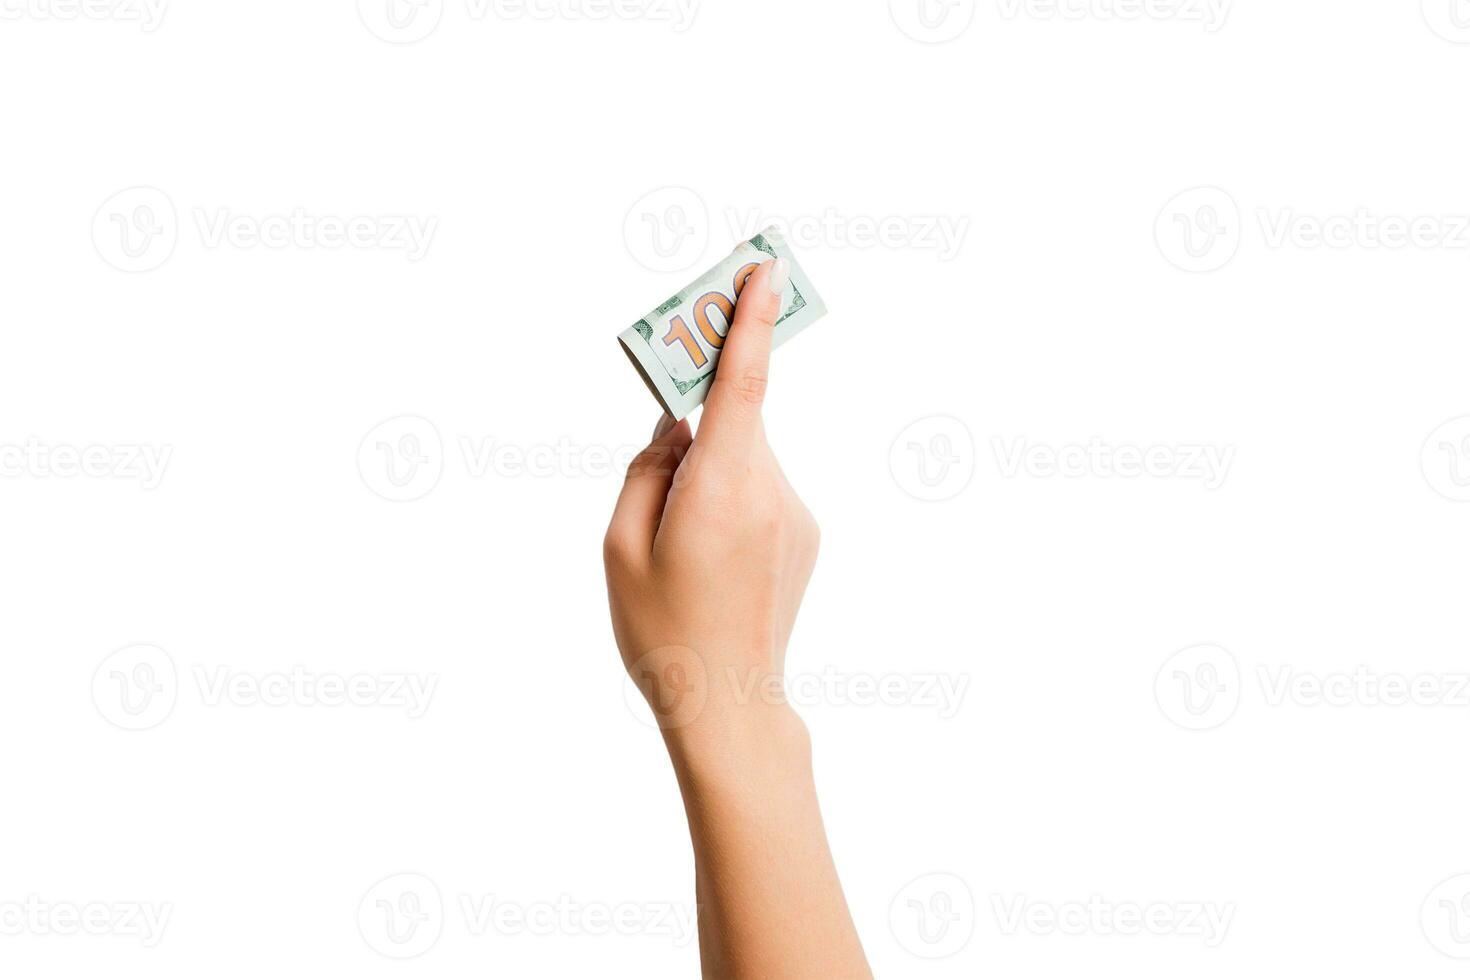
[699,257,788,453]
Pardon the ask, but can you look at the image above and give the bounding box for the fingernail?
[653,413,675,439]
[766,257,790,296]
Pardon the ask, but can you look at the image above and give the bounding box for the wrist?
[663,703,812,787]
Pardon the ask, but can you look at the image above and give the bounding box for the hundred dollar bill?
[619,227,827,421]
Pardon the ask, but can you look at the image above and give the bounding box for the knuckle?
[626,444,671,480]
[602,526,636,568]
[801,511,821,552]
[748,497,783,536]
[729,372,768,407]
[691,481,740,525]
[739,285,781,325]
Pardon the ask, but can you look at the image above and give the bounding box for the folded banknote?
[618,227,827,420]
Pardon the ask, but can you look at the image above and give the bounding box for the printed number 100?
[661,262,760,370]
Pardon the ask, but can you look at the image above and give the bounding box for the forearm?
[665,707,871,980]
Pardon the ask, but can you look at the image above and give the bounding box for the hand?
[603,257,871,978]
[604,257,820,751]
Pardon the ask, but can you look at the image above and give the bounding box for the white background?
[3,0,1469,976]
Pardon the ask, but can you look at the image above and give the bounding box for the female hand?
[603,257,870,979]
[604,256,820,749]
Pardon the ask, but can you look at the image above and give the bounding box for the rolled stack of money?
[619,227,827,420]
